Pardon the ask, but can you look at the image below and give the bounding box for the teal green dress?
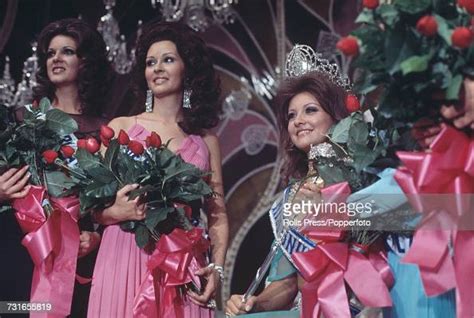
[383,236,456,318]
[347,168,456,318]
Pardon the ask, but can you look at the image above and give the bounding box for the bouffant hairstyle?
[275,70,350,185]
[34,18,111,117]
[132,21,221,135]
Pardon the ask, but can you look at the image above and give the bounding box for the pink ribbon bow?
[13,186,80,318]
[293,230,393,318]
[394,125,474,318]
[133,228,210,317]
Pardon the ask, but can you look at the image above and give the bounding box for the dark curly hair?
[132,21,221,135]
[33,18,111,117]
[276,70,350,185]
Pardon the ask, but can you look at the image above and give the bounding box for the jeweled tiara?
[285,44,352,91]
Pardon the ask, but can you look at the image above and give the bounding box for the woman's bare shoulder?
[202,132,221,155]
[107,116,136,132]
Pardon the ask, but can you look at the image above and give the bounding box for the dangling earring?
[183,85,192,109]
[145,89,153,113]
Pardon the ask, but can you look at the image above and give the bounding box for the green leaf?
[351,143,379,173]
[155,148,177,168]
[400,55,430,75]
[163,166,199,185]
[329,116,352,143]
[167,179,213,201]
[104,139,120,170]
[395,0,430,14]
[79,192,97,214]
[355,10,375,24]
[135,224,150,248]
[45,170,77,197]
[76,148,101,170]
[385,27,419,75]
[446,74,463,100]
[435,14,452,45]
[128,184,157,200]
[378,4,399,26]
[45,109,78,135]
[145,206,174,231]
[116,153,143,184]
[174,207,193,230]
[39,97,51,113]
[88,167,116,183]
[352,25,386,71]
[317,165,345,185]
[348,120,369,146]
[84,179,118,198]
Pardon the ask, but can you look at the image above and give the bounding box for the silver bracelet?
[207,263,225,282]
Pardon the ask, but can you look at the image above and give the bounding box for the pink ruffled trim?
[128,123,209,171]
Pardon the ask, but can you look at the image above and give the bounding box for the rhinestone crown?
[285,44,352,91]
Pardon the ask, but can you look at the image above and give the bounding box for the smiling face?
[46,35,81,87]
[144,40,185,99]
[287,91,334,153]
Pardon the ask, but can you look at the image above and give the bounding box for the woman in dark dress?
[0,18,111,317]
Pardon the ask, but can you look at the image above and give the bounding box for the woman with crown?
[226,45,355,317]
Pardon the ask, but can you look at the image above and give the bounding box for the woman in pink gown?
[88,21,229,318]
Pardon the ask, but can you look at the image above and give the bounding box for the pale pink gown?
[88,123,213,318]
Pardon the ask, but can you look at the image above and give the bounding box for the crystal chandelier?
[0,56,15,106]
[151,0,239,32]
[97,0,142,74]
[0,43,38,107]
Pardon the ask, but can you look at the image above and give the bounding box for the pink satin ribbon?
[293,231,393,318]
[394,126,474,318]
[302,182,351,235]
[13,186,80,318]
[133,228,209,318]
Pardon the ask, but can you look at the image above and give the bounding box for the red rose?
[31,100,39,109]
[362,0,379,9]
[118,129,130,145]
[60,145,75,158]
[85,137,100,154]
[346,94,361,112]
[336,36,359,56]
[452,27,473,48]
[77,139,87,149]
[100,135,110,147]
[145,132,162,148]
[458,0,474,14]
[42,150,58,164]
[416,15,438,37]
[100,125,115,140]
[128,140,144,156]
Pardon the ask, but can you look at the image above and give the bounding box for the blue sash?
[269,187,316,266]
